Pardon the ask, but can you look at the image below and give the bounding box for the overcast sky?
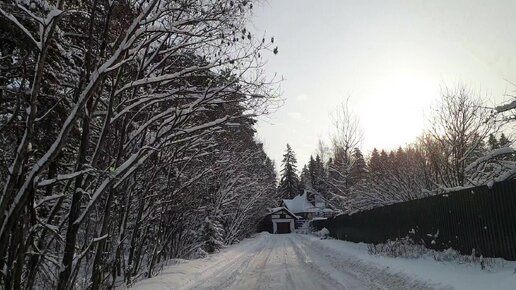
[250,0,516,169]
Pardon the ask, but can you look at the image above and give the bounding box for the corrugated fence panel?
[311,179,516,260]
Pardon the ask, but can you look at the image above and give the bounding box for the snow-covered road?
[129,233,442,290]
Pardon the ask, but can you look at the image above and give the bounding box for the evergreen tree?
[313,155,328,194]
[488,134,499,150]
[299,164,310,193]
[264,157,277,185]
[467,134,487,164]
[497,133,515,161]
[349,148,367,185]
[327,145,352,198]
[499,133,511,148]
[379,149,389,172]
[395,147,407,168]
[278,144,300,198]
[302,154,329,197]
[201,217,225,254]
[387,151,397,171]
[308,155,316,184]
[368,148,382,175]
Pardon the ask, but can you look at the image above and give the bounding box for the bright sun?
[360,69,439,151]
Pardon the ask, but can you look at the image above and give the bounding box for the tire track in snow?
[225,232,277,290]
[214,233,276,290]
[288,234,352,289]
[290,234,381,289]
[257,234,339,290]
[180,234,269,290]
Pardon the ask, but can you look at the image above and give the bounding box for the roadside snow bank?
[314,227,330,238]
[311,236,516,290]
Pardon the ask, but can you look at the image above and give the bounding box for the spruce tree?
[499,133,511,148]
[379,149,389,172]
[201,217,225,254]
[488,134,499,150]
[278,144,300,198]
[304,154,329,197]
[387,151,397,172]
[313,154,328,194]
[395,147,407,168]
[299,164,310,193]
[308,155,316,184]
[368,148,382,175]
[497,133,515,161]
[349,148,367,185]
[328,146,351,191]
[467,135,487,164]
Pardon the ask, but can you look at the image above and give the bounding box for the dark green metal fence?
[311,179,516,260]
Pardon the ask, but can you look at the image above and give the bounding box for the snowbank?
[313,237,516,290]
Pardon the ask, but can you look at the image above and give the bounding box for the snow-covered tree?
[299,164,311,192]
[310,155,328,196]
[346,145,433,213]
[368,148,382,176]
[464,97,516,185]
[349,148,367,186]
[278,144,300,199]
[499,133,511,148]
[424,86,495,187]
[325,100,363,209]
[201,217,225,254]
[0,0,279,288]
[488,134,499,150]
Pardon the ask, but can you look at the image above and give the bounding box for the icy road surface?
[130,233,444,290]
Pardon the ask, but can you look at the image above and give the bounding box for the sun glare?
[361,69,438,151]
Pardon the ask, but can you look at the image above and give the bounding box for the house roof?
[282,191,335,214]
[282,192,319,213]
[269,207,299,219]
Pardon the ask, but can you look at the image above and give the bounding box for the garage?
[276,222,291,234]
[257,207,298,234]
[270,207,297,234]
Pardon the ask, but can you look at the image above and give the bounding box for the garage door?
[276,222,291,234]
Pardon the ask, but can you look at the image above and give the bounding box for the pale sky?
[251,0,516,168]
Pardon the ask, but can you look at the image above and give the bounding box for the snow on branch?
[465,147,516,187]
[465,147,516,172]
[0,6,41,50]
[36,169,94,187]
[495,99,516,113]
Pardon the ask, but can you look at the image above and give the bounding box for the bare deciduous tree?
[424,86,495,187]
[326,99,363,208]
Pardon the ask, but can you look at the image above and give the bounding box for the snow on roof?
[269,207,299,219]
[270,207,284,213]
[282,192,319,213]
[311,217,327,221]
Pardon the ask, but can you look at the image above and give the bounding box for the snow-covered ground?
[127,233,516,290]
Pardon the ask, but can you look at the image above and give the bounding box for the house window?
[280,214,286,219]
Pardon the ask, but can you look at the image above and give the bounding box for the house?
[282,190,334,226]
[257,207,298,234]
